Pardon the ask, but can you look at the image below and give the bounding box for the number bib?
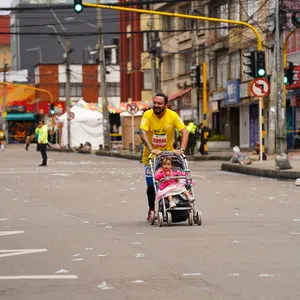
[152,134,167,147]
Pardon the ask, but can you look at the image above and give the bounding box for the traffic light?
[243,50,256,79]
[190,65,201,88]
[50,103,55,115]
[256,50,266,77]
[284,61,299,86]
[73,0,83,14]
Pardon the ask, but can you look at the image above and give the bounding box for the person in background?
[198,123,212,155]
[0,126,5,151]
[186,120,197,155]
[295,128,300,149]
[35,121,48,166]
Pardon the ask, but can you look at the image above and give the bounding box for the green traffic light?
[284,76,288,84]
[257,68,266,77]
[50,110,55,115]
[74,4,83,12]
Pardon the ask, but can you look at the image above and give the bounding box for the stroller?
[149,151,202,227]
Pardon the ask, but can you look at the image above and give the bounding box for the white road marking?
[182,273,202,276]
[0,231,24,236]
[293,219,300,222]
[0,218,9,221]
[259,274,274,278]
[55,269,69,274]
[131,279,144,283]
[0,249,47,258]
[289,232,300,235]
[228,273,240,276]
[0,275,78,280]
[51,173,71,177]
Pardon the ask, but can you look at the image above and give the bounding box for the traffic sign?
[67,111,75,120]
[1,112,7,118]
[126,103,139,115]
[251,78,270,97]
[54,116,60,124]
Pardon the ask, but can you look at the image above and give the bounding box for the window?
[165,55,175,79]
[182,49,193,74]
[246,0,258,23]
[104,48,111,65]
[107,83,120,97]
[143,32,149,52]
[59,84,65,97]
[217,3,229,38]
[230,51,240,79]
[70,84,82,97]
[183,5,193,30]
[230,0,240,21]
[217,54,229,88]
[163,15,174,31]
[143,70,152,90]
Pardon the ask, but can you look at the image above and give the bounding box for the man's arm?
[179,127,188,149]
[140,129,152,152]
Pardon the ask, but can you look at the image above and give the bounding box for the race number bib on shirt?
[152,134,167,147]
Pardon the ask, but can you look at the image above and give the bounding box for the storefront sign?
[209,91,226,102]
[226,79,240,105]
[6,106,25,113]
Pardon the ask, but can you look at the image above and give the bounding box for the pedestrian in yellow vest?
[0,127,5,151]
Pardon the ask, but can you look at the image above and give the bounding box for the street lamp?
[46,25,67,52]
[25,47,42,63]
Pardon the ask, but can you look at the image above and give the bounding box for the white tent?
[58,100,103,150]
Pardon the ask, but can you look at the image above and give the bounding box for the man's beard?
[153,107,165,115]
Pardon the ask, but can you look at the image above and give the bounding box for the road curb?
[221,162,300,180]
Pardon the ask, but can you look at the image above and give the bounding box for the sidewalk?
[221,152,300,180]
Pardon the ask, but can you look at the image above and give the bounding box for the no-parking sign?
[126,103,139,115]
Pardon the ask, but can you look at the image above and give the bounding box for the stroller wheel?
[167,212,172,226]
[194,210,202,226]
[157,212,163,227]
[188,211,193,226]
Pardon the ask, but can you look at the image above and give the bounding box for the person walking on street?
[0,126,5,151]
[139,92,188,221]
[198,123,212,155]
[186,120,197,155]
[35,121,48,166]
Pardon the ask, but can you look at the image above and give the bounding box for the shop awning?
[6,113,35,121]
[168,87,192,101]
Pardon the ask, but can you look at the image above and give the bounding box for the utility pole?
[97,0,110,150]
[275,0,285,153]
[268,47,277,155]
[2,60,8,144]
[149,14,157,98]
[191,5,200,123]
[65,40,71,149]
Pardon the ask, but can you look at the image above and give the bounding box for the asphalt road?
[0,146,300,300]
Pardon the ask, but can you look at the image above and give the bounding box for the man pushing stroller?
[139,92,189,221]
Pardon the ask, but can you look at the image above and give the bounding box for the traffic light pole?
[82,2,265,160]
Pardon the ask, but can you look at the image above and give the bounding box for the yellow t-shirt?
[140,108,185,164]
